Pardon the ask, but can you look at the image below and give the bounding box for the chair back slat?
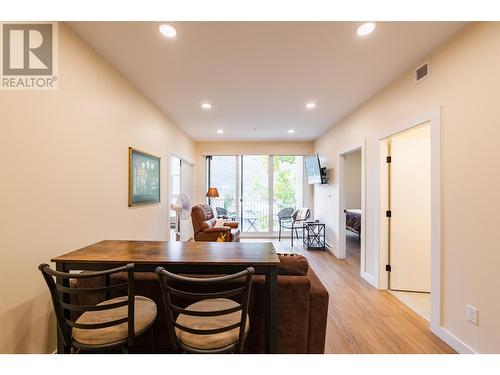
[56,282,129,295]
[156,266,254,353]
[171,303,242,317]
[66,316,129,330]
[38,263,136,350]
[61,298,128,312]
[174,321,241,336]
[167,286,246,300]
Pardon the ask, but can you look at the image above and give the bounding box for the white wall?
[314,22,500,353]
[344,151,361,209]
[0,23,196,353]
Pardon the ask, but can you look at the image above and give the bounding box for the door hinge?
[386,264,392,272]
[386,210,391,218]
[386,156,391,163]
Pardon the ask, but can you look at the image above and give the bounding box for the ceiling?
[68,22,467,141]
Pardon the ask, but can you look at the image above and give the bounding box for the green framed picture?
[128,147,161,206]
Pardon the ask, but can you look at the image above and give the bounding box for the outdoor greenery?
[273,155,297,211]
[210,155,300,231]
[253,156,297,229]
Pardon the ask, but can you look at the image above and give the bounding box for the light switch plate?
[466,305,479,325]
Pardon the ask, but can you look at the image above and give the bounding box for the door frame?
[168,154,182,234]
[169,153,195,240]
[376,107,441,334]
[336,140,367,277]
[205,154,307,238]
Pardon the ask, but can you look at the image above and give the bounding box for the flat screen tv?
[305,154,322,184]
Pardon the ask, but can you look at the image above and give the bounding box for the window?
[206,155,304,235]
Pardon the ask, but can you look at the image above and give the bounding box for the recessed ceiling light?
[217,129,224,134]
[306,102,316,109]
[356,22,377,37]
[288,129,295,134]
[201,103,212,110]
[159,23,177,38]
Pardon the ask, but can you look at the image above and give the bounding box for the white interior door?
[389,123,431,292]
[180,161,194,241]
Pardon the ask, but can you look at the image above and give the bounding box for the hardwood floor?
[268,233,455,354]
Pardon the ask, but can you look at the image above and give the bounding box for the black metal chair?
[155,266,254,354]
[216,207,237,221]
[38,263,157,353]
[277,207,295,241]
[280,208,311,246]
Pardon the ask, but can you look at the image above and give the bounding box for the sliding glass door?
[241,155,269,232]
[207,155,304,236]
[272,156,304,231]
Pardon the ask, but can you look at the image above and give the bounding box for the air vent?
[415,60,430,83]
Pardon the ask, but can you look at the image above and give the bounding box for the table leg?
[55,262,71,354]
[265,266,278,353]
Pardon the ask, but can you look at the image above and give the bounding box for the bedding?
[345,209,361,235]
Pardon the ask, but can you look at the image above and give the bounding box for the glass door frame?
[206,154,306,238]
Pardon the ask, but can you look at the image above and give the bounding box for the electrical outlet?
[466,305,479,325]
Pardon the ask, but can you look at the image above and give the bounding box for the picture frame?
[128,147,161,206]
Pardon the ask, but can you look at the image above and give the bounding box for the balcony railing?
[210,198,295,232]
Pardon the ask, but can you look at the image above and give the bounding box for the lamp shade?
[206,187,220,198]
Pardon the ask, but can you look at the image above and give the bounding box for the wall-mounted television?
[305,154,327,184]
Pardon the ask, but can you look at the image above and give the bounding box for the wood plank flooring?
[266,233,455,354]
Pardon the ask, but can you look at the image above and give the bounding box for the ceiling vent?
[415,60,430,83]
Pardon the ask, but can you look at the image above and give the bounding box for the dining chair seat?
[72,295,157,347]
[175,298,250,351]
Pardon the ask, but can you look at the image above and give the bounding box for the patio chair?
[277,207,295,241]
[280,208,311,246]
[216,207,237,221]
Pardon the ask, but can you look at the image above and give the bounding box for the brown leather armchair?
[191,204,240,242]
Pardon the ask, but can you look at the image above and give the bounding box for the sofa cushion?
[277,253,309,275]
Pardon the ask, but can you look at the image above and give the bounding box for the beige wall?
[193,141,313,205]
[0,24,195,353]
[314,22,500,353]
[344,151,361,209]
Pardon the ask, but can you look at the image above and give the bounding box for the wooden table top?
[52,240,280,266]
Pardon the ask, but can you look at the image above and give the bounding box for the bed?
[345,208,361,236]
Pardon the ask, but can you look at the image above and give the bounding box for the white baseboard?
[431,325,478,354]
[361,272,378,288]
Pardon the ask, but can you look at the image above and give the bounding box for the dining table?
[51,240,280,353]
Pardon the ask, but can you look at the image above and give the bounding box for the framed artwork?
[128,147,161,206]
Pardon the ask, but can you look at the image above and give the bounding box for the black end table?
[303,221,326,250]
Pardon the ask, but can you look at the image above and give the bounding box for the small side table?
[303,221,326,250]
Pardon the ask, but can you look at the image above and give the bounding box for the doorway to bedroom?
[343,150,362,263]
[337,142,366,280]
[339,149,362,268]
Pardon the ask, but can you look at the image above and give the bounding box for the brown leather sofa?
[75,254,329,353]
[191,204,240,242]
